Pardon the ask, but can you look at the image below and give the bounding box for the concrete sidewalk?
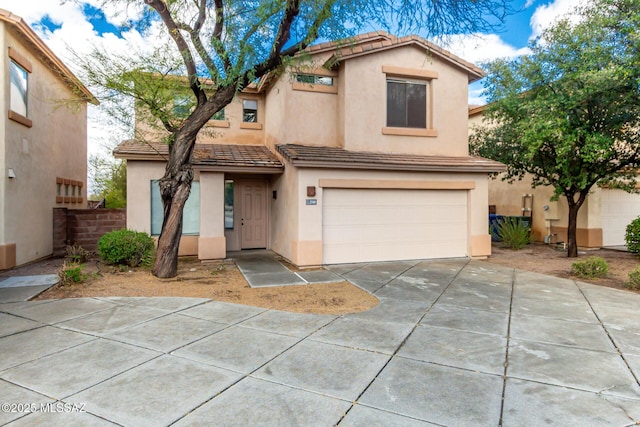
[1,259,640,426]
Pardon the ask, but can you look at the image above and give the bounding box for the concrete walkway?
[0,275,59,303]
[232,250,343,287]
[1,259,640,426]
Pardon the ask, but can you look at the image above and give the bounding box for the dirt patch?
[483,243,640,292]
[18,257,377,315]
[4,244,638,312]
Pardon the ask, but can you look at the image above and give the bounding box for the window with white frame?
[386,78,427,129]
[10,60,28,117]
[150,180,200,235]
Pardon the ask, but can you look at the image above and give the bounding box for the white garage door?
[323,189,468,264]
[601,189,640,246]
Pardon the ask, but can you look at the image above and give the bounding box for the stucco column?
[469,176,492,257]
[198,172,226,260]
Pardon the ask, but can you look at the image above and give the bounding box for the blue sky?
[0,0,584,151]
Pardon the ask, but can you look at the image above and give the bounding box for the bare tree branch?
[145,0,204,100]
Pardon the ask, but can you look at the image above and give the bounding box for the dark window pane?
[211,108,225,121]
[224,180,234,229]
[386,79,427,128]
[296,74,315,84]
[242,99,258,122]
[387,81,407,127]
[406,83,426,128]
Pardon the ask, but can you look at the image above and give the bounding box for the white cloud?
[530,0,585,39]
[441,33,530,65]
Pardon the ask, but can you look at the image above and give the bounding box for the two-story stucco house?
[0,9,97,269]
[115,31,504,266]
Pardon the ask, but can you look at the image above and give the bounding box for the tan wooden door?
[239,180,267,249]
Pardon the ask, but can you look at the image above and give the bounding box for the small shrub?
[58,262,88,285]
[98,229,155,267]
[65,245,92,263]
[495,217,530,250]
[571,256,609,279]
[625,217,640,254]
[626,267,640,290]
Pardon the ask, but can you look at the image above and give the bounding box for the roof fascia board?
[324,39,485,83]
[285,159,504,173]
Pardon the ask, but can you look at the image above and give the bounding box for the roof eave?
[325,38,485,83]
[194,165,284,174]
[113,152,167,161]
[286,159,505,173]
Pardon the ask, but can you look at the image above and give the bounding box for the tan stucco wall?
[126,160,165,234]
[199,171,226,259]
[268,167,299,261]
[340,46,470,156]
[274,167,492,266]
[2,25,88,266]
[135,93,266,146]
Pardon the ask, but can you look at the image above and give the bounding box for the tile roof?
[113,141,283,171]
[277,144,505,173]
[305,31,484,82]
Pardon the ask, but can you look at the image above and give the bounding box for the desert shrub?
[625,217,640,255]
[65,245,92,263]
[626,267,640,290]
[571,256,609,279]
[495,217,530,250]
[98,229,155,267]
[58,262,88,285]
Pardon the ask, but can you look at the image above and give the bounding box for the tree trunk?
[566,201,580,258]
[151,86,237,278]
[152,133,197,278]
[565,189,589,258]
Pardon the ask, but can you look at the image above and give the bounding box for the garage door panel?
[602,189,640,246]
[323,189,467,264]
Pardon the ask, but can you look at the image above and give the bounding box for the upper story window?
[8,48,33,128]
[382,65,438,138]
[211,108,225,121]
[242,99,258,122]
[386,78,427,129]
[10,60,28,117]
[174,95,192,118]
[292,71,338,94]
[296,74,334,86]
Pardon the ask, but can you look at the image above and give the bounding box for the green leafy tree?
[471,0,640,258]
[89,155,127,208]
[81,0,510,278]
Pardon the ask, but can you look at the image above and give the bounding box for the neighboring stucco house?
[115,32,504,266]
[0,9,97,269]
[469,105,636,248]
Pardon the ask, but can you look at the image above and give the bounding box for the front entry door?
[239,180,267,249]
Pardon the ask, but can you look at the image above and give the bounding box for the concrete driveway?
[1,259,640,426]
